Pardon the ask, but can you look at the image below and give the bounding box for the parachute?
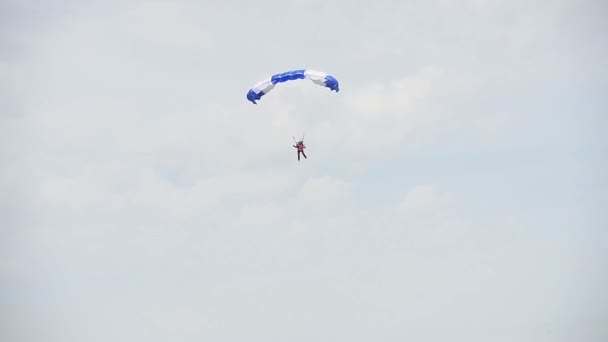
[246,69,339,104]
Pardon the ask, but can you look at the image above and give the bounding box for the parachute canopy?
[246,69,339,104]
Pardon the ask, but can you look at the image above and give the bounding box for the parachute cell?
[246,69,339,104]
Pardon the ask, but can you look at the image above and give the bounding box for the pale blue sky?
[1,1,607,341]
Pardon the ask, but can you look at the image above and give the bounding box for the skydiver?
[293,140,307,161]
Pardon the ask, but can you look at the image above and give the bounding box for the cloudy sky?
[1,0,607,341]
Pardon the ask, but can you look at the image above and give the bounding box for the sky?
[1,0,607,341]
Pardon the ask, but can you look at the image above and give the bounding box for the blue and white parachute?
[246,69,339,104]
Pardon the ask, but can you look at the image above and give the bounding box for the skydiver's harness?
[293,136,306,152]
[293,136,305,151]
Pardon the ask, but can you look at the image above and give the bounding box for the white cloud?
[474,111,518,137]
[398,183,455,217]
[290,175,354,215]
[309,66,446,159]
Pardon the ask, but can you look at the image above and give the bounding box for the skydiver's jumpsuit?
[294,142,307,161]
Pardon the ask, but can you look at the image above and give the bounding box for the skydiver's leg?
[298,151,301,161]
[302,151,307,159]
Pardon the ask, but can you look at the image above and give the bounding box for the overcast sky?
[1,1,607,341]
